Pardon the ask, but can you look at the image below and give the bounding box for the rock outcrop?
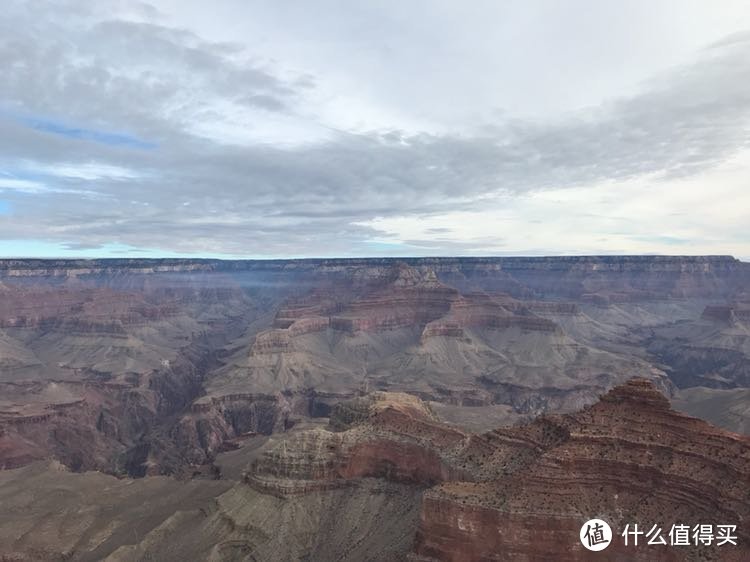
[413,379,750,561]
[246,381,750,561]
[0,379,747,561]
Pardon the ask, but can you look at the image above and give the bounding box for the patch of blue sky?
[365,241,407,251]
[17,113,156,150]
[0,201,10,214]
[363,240,422,256]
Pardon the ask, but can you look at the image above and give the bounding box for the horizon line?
[0,254,744,262]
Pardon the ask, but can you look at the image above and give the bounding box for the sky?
[1,0,749,259]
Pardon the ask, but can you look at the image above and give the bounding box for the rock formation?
[3,380,741,560]
[241,380,750,561]
[1,255,749,480]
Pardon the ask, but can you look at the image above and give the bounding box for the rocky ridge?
[245,380,750,561]
[0,379,747,561]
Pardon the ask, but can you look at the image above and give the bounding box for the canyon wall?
[1,256,749,478]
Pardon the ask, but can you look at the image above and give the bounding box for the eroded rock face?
[247,381,750,561]
[1,256,749,478]
[0,257,749,560]
[0,379,747,561]
[247,392,472,494]
[647,298,750,390]
[0,341,219,475]
[413,380,750,561]
[0,269,267,476]
[208,261,678,429]
[250,265,578,349]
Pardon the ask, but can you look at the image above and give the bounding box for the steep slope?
[647,301,750,389]
[413,379,750,561]
[0,460,232,561]
[672,386,750,434]
[0,380,747,561]
[0,270,276,476]
[244,380,750,561]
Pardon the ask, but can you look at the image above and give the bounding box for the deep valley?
[0,256,749,560]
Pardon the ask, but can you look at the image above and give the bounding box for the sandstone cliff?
[244,381,750,561]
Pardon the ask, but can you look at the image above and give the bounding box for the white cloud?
[156,0,750,132]
[0,177,48,193]
[0,1,749,258]
[359,149,750,257]
[29,162,142,181]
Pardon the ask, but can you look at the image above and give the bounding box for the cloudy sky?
[1,0,749,259]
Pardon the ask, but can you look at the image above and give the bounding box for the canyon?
[0,256,749,560]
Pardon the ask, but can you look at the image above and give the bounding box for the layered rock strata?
[246,381,750,561]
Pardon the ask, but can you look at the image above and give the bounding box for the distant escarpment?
[245,380,750,561]
[1,255,747,299]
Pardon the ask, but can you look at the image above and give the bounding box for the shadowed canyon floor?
[0,257,749,560]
